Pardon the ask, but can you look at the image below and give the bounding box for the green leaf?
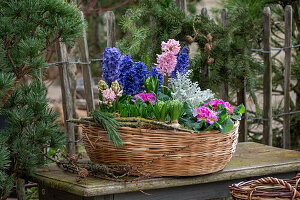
[143,76,148,93]
[141,104,148,118]
[158,93,171,101]
[231,114,241,121]
[220,118,234,133]
[217,108,228,123]
[234,104,245,114]
[154,76,159,95]
[183,102,193,116]
[180,117,202,131]
[160,102,168,121]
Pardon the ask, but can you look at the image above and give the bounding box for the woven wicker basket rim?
[79,118,239,136]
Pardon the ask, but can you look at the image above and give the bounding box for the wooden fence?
[53,2,295,155]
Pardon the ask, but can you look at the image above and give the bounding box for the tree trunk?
[16,178,26,200]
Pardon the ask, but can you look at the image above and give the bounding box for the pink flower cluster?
[157,39,181,76]
[204,99,234,114]
[133,93,156,105]
[100,88,116,105]
[161,39,181,54]
[193,106,219,124]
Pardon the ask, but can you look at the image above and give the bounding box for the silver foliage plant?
[168,70,214,107]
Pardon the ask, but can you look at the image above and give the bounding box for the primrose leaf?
[220,118,234,133]
[234,104,245,114]
[231,114,241,121]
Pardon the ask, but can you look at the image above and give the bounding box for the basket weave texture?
[229,174,300,200]
[81,121,239,176]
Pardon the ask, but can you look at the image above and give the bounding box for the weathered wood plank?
[283,5,292,149]
[39,185,84,200]
[56,42,76,155]
[79,12,95,114]
[262,7,272,146]
[176,0,186,12]
[106,11,116,47]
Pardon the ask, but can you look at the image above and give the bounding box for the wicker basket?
[81,121,239,176]
[229,174,300,200]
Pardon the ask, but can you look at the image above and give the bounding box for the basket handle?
[248,177,300,200]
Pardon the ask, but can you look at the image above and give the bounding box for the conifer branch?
[1,78,21,106]
[6,50,18,76]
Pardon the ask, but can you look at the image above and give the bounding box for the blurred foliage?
[224,0,300,148]
[116,0,264,101]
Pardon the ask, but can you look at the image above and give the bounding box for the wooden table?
[32,142,300,200]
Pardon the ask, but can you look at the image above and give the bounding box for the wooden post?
[283,5,292,149]
[237,82,248,142]
[106,11,116,47]
[263,7,272,146]
[56,41,76,155]
[201,7,208,16]
[79,12,95,114]
[201,8,209,87]
[220,8,229,102]
[16,178,26,200]
[176,0,186,12]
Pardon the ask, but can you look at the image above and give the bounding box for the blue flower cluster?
[100,45,188,95]
[118,55,134,86]
[147,67,163,92]
[122,61,148,95]
[101,47,122,86]
[171,46,189,78]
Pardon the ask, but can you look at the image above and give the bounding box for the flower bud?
[111,80,121,95]
[98,80,108,92]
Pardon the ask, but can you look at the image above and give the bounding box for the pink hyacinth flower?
[156,39,181,76]
[156,52,177,76]
[100,88,116,105]
[161,39,181,55]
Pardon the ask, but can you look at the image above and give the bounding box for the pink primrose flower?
[204,99,225,110]
[193,106,219,125]
[204,99,234,115]
[221,102,234,114]
[133,93,156,105]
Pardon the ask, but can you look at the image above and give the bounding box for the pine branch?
[90,110,123,147]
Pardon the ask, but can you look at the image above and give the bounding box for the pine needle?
[90,110,123,147]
